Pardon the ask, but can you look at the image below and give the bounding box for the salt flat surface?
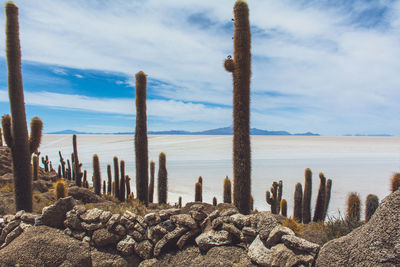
[39,134,400,218]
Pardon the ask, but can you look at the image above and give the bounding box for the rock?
[32,179,50,193]
[80,208,103,223]
[116,235,136,256]
[130,230,144,242]
[81,221,103,231]
[0,226,92,266]
[268,243,314,267]
[82,236,91,244]
[230,213,250,229]
[135,240,154,260]
[136,215,146,227]
[189,210,207,221]
[139,258,159,267]
[159,208,180,220]
[170,214,197,229]
[73,205,87,215]
[147,225,168,243]
[248,235,272,266]
[153,226,188,256]
[106,214,121,230]
[100,210,113,223]
[0,220,20,242]
[113,224,127,236]
[20,213,36,224]
[41,196,76,228]
[250,211,279,240]
[281,235,320,255]
[265,225,295,248]
[134,222,146,234]
[211,216,231,230]
[92,228,121,247]
[3,225,23,246]
[241,226,257,243]
[64,210,83,230]
[72,230,86,241]
[68,186,104,203]
[177,228,200,249]
[221,223,241,240]
[316,190,400,266]
[123,210,137,221]
[19,222,32,231]
[14,210,25,219]
[158,219,176,232]
[220,207,239,217]
[195,230,232,252]
[145,213,161,226]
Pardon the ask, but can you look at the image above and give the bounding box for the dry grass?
[282,218,304,236]
[0,182,13,192]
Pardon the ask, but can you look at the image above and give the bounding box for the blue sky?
[0,0,399,135]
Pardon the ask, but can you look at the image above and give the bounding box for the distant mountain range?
[48,126,320,136]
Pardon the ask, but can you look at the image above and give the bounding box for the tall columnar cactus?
[59,151,66,178]
[313,173,326,222]
[346,192,361,223]
[135,71,149,205]
[148,160,155,203]
[322,179,332,220]
[66,159,72,180]
[293,182,303,222]
[73,135,83,186]
[213,197,217,206]
[120,160,126,202]
[365,194,379,222]
[280,199,287,217]
[390,173,400,192]
[198,176,203,185]
[302,168,312,224]
[195,182,202,202]
[107,164,112,194]
[126,175,131,197]
[32,155,38,181]
[83,170,87,184]
[103,180,106,195]
[57,165,61,179]
[1,3,44,212]
[266,181,282,214]
[92,154,101,196]
[223,176,232,204]
[158,152,167,204]
[224,0,251,215]
[178,196,182,208]
[41,155,49,172]
[113,156,120,200]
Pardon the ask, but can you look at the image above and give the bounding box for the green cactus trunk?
[313,173,326,222]
[126,175,131,197]
[92,154,101,196]
[213,197,217,206]
[302,168,312,224]
[113,156,120,200]
[178,196,182,208]
[148,160,155,203]
[293,182,303,222]
[120,160,126,202]
[41,155,49,172]
[103,180,106,195]
[280,199,287,217]
[195,182,202,202]
[135,71,149,205]
[365,194,379,222]
[158,152,167,204]
[346,192,361,223]
[224,0,251,215]
[73,135,83,186]
[266,181,282,214]
[32,155,38,181]
[107,164,112,194]
[223,176,232,204]
[322,178,332,220]
[59,151,66,178]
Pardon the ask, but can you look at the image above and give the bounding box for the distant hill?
[48,126,320,136]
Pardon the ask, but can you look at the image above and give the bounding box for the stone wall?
[0,197,320,266]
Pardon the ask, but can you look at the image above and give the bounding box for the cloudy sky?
[0,0,399,135]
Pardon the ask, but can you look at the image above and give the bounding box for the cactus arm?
[29,117,42,154]
[1,114,13,147]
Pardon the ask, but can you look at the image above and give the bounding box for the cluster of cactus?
[266,180,282,214]
[158,152,167,204]
[224,0,252,215]
[1,2,43,212]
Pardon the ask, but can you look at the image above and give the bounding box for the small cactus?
[365,194,379,222]
[280,199,287,217]
[103,180,106,195]
[266,180,282,214]
[195,181,202,202]
[107,164,112,194]
[198,176,203,185]
[213,197,217,206]
[313,173,326,222]
[92,154,101,196]
[54,179,68,200]
[126,175,131,197]
[148,160,155,203]
[293,183,303,222]
[223,176,232,204]
[302,168,312,224]
[346,192,361,223]
[83,180,89,188]
[32,155,38,181]
[0,127,2,146]
[178,196,182,208]
[120,160,126,202]
[41,155,49,172]
[390,173,400,192]
[158,152,167,204]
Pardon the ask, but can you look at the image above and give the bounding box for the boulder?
[41,196,76,228]
[230,213,250,229]
[116,235,136,256]
[68,186,104,203]
[195,230,232,252]
[316,190,400,266]
[248,235,272,266]
[135,240,154,260]
[159,208,180,220]
[250,211,279,240]
[281,235,320,255]
[170,214,197,229]
[80,208,103,223]
[265,225,295,248]
[92,228,121,247]
[153,226,188,256]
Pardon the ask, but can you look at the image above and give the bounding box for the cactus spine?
[266,181,282,214]
[148,160,155,203]
[293,183,303,222]
[313,173,326,222]
[135,71,149,205]
[365,194,379,222]
[302,168,312,224]
[195,182,202,202]
[280,199,287,217]
[346,192,361,223]
[223,176,232,204]
[323,179,332,220]
[158,152,167,204]
[32,155,38,181]
[2,2,44,211]
[390,173,400,192]
[113,156,120,199]
[107,164,112,194]
[120,160,126,202]
[92,154,101,196]
[213,197,217,206]
[224,0,251,215]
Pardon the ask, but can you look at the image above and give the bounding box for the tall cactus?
[148,160,155,203]
[2,2,43,212]
[280,199,287,217]
[113,156,120,200]
[32,155,39,181]
[293,182,303,222]
[158,152,167,204]
[266,181,282,214]
[41,155,49,172]
[223,176,232,204]
[73,135,83,186]
[59,151,66,178]
[126,175,131,197]
[195,181,202,202]
[302,168,312,224]
[135,71,149,205]
[103,180,106,195]
[107,164,112,194]
[92,154,101,196]
[365,194,379,222]
[323,179,332,220]
[120,160,126,202]
[224,0,251,215]
[346,192,361,223]
[313,173,326,222]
